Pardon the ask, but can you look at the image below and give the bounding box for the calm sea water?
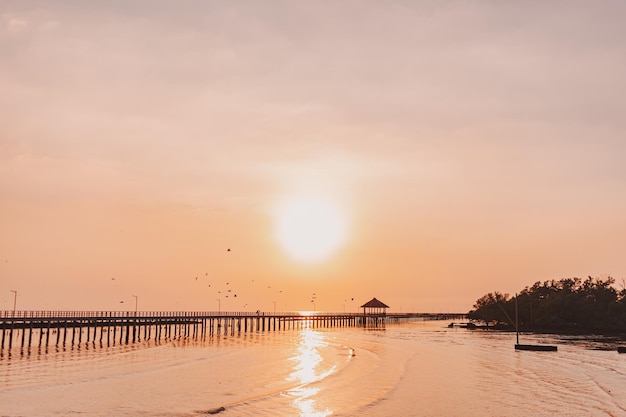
[1,320,625,417]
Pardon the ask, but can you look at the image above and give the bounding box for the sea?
[1,319,625,417]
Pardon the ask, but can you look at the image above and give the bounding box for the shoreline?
[462,322,626,339]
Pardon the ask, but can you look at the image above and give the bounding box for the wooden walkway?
[0,310,466,354]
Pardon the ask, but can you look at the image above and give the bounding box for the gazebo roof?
[360,297,390,309]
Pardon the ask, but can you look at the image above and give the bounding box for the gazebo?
[360,297,390,317]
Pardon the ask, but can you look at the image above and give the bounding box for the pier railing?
[0,311,367,320]
[0,310,287,319]
[0,310,466,319]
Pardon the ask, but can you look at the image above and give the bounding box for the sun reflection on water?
[287,328,334,417]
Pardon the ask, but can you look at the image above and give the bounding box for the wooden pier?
[0,310,466,355]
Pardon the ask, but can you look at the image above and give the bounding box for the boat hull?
[515,344,557,352]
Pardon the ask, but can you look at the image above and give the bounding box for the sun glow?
[275,196,348,263]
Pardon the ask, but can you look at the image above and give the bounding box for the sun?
[274,196,348,263]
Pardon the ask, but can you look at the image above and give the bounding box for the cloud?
[4,16,28,36]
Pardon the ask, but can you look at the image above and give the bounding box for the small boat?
[514,294,557,352]
[618,347,626,354]
[515,343,558,352]
[448,322,477,329]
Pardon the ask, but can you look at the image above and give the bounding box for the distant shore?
[464,321,626,339]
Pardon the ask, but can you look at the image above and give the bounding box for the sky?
[2,1,626,313]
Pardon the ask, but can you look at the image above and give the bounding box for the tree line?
[467,276,626,333]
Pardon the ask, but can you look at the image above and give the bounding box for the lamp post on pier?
[10,290,17,316]
[132,295,138,313]
[216,298,221,314]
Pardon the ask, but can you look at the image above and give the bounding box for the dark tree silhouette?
[468,276,626,333]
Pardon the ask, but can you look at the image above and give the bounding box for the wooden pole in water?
[8,324,13,350]
[21,326,26,350]
[515,293,519,345]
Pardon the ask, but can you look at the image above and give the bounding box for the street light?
[10,290,17,316]
[216,298,221,314]
[132,295,138,313]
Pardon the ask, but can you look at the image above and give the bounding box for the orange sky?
[2,1,626,313]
